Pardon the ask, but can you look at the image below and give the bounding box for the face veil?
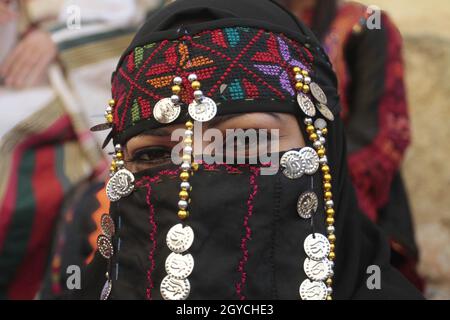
[79,0,423,300]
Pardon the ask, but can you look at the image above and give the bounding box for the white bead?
[188,74,197,82]
[116,160,124,167]
[313,141,322,149]
[181,162,191,171]
[319,156,328,165]
[304,118,313,125]
[304,76,312,85]
[194,90,203,99]
[184,130,193,137]
[173,76,182,85]
[326,200,334,208]
[295,74,304,82]
[115,144,122,151]
[178,200,188,210]
[180,182,191,190]
[327,287,333,295]
[183,146,193,154]
[327,226,335,234]
[171,95,180,103]
[329,261,335,268]
[319,137,326,144]
[316,130,323,137]
[106,106,112,113]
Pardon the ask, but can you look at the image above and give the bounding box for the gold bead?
[182,154,191,162]
[322,128,328,135]
[309,133,318,141]
[329,251,336,260]
[179,190,189,200]
[295,82,304,91]
[317,148,325,157]
[326,208,335,217]
[324,182,332,192]
[191,81,201,90]
[325,191,333,200]
[326,278,333,286]
[321,165,330,174]
[186,121,194,130]
[328,234,336,243]
[293,67,301,73]
[172,85,181,94]
[324,174,332,182]
[180,172,190,181]
[116,152,123,159]
[330,243,335,251]
[184,138,193,145]
[326,295,333,301]
[306,125,315,134]
[106,114,113,123]
[302,84,310,93]
[178,210,189,220]
[191,162,199,171]
[110,165,116,172]
[301,70,309,76]
[108,99,116,107]
[326,217,335,225]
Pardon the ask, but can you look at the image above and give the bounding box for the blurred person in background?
[0,0,164,299]
[276,0,424,291]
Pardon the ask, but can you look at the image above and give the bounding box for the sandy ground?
[359,0,450,299]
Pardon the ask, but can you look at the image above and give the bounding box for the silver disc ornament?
[304,258,332,282]
[316,103,335,121]
[160,275,191,300]
[280,151,305,179]
[299,147,320,175]
[100,280,112,300]
[153,97,181,124]
[299,279,327,300]
[310,82,328,105]
[165,252,194,280]
[188,97,217,122]
[97,235,114,259]
[297,191,319,219]
[166,224,194,253]
[106,176,120,202]
[297,93,316,117]
[113,169,135,199]
[101,214,115,238]
[304,233,331,261]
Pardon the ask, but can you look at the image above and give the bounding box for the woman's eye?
[129,147,172,165]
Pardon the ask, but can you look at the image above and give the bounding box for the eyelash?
[128,146,172,165]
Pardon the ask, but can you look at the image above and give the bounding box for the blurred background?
[0,0,449,299]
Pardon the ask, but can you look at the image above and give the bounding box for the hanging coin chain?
[97,213,116,300]
[160,73,217,300]
[291,67,336,300]
[153,77,183,124]
[106,144,135,202]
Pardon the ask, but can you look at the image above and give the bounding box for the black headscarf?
[78,0,423,300]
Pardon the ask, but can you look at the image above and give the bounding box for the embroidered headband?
[93,26,339,144]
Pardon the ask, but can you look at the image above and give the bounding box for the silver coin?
[165,252,194,280]
[304,258,332,282]
[310,82,328,104]
[166,223,194,253]
[299,279,327,300]
[153,97,181,124]
[297,93,316,117]
[316,103,335,121]
[160,275,190,300]
[112,169,135,199]
[101,214,115,238]
[280,151,305,180]
[297,191,319,219]
[97,235,114,259]
[188,97,217,122]
[100,280,112,300]
[299,147,320,175]
[304,233,331,261]
[314,118,327,130]
[106,175,120,202]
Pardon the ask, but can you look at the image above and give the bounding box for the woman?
[77,0,422,300]
[277,0,423,290]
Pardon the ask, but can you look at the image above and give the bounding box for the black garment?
[76,0,423,300]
